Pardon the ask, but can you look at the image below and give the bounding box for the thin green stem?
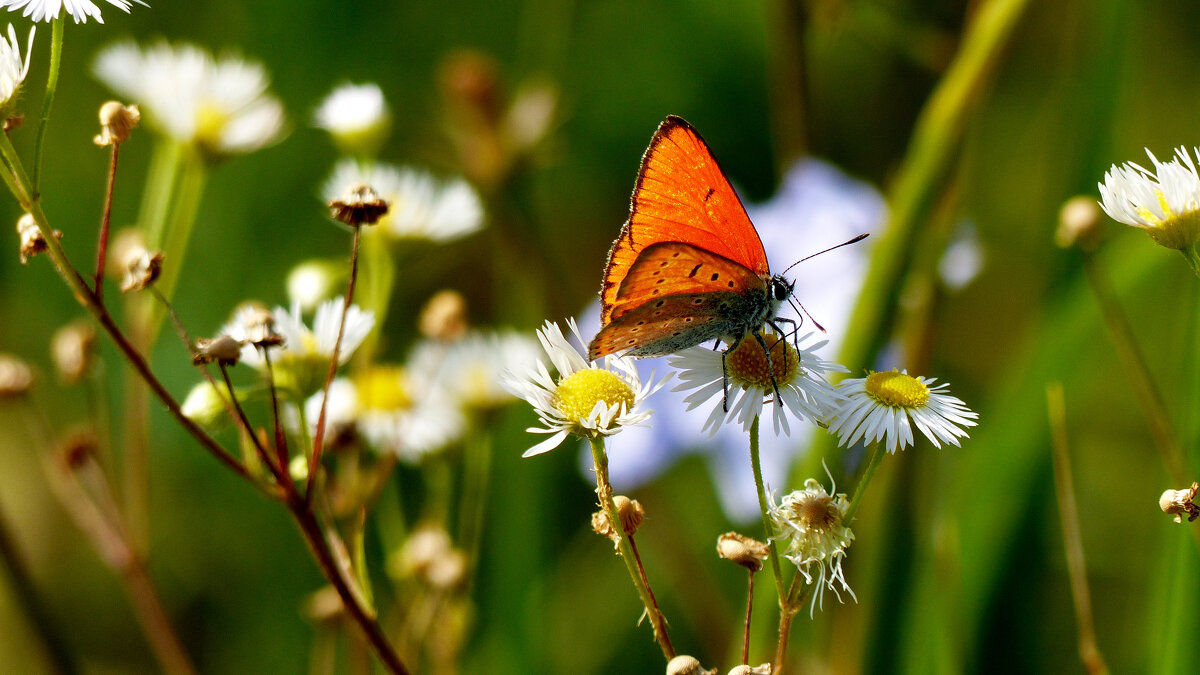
[845,442,887,524]
[32,17,63,195]
[774,571,810,674]
[93,142,121,300]
[1082,254,1194,490]
[458,426,493,590]
[139,139,185,248]
[1046,382,1111,675]
[749,416,787,607]
[587,436,674,660]
[144,148,208,347]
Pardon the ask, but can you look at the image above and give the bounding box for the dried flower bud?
[107,229,145,279]
[418,289,468,341]
[591,496,645,547]
[1056,196,1103,251]
[4,114,22,132]
[666,655,715,675]
[51,320,97,384]
[301,586,344,624]
[93,101,140,146]
[329,182,389,226]
[119,248,164,293]
[0,353,34,398]
[716,532,770,572]
[1160,482,1200,524]
[192,334,243,366]
[235,302,285,349]
[726,665,771,675]
[17,213,61,265]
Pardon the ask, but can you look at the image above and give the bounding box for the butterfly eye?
[772,277,793,301]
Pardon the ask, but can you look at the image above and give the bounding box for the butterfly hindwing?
[599,116,769,324]
[609,241,766,322]
[589,291,742,359]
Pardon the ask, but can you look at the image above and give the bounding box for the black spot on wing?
[688,264,702,278]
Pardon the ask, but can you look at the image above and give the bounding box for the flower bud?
[94,101,140,146]
[419,289,468,341]
[16,213,60,265]
[716,532,769,572]
[1056,196,1103,250]
[0,353,33,398]
[51,320,97,384]
[666,655,715,675]
[192,335,243,366]
[1160,482,1200,524]
[592,495,645,547]
[119,248,164,293]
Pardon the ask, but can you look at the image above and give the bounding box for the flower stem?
[93,142,121,300]
[774,571,809,674]
[1045,382,1111,675]
[845,442,886,523]
[587,436,674,660]
[749,416,787,607]
[309,223,364,504]
[742,569,755,665]
[32,17,63,195]
[1081,254,1194,491]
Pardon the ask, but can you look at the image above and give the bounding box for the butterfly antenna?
[780,233,869,276]
[795,299,826,333]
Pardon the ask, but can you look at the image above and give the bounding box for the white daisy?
[408,329,540,411]
[827,369,977,454]
[1098,147,1200,250]
[502,319,663,458]
[313,82,391,156]
[768,476,855,612]
[323,159,484,242]
[221,298,374,397]
[0,24,31,110]
[0,0,145,24]
[670,331,846,436]
[93,40,285,156]
[302,368,465,462]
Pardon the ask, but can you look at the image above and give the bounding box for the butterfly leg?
[770,317,799,353]
[751,330,783,404]
[720,335,747,413]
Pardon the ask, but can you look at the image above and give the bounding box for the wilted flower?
[769,477,855,611]
[93,100,139,146]
[323,159,484,243]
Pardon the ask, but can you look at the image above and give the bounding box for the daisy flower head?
[313,82,391,157]
[1098,147,1200,251]
[827,369,977,454]
[0,24,31,112]
[0,0,145,24]
[670,331,846,436]
[768,476,855,611]
[502,319,663,458]
[221,298,374,397]
[303,368,465,462]
[323,159,484,243]
[408,329,541,412]
[93,40,285,157]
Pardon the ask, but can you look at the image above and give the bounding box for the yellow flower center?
[554,368,634,425]
[726,331,799,390]
[1138,192,1200,250]
[195,102,230,150]
[864,370,929,408]
[791,491,841,531]
[355,366,411,411]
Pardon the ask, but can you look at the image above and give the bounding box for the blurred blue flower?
[576,157,887,521]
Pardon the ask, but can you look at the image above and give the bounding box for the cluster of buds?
[591,495,645,549]
[16,213,61,265]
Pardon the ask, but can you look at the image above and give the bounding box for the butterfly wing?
[599,116,769,324]
[589,242,769,359]
[609,241,765,321]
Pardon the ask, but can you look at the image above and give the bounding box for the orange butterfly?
[587,116,797,401]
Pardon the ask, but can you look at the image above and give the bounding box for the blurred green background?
[1,0,1199,672]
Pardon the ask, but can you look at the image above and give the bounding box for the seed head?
[94,101,140,146]
[329,182,389,226]
[1160,482,1200,523]
[716,532,769,572]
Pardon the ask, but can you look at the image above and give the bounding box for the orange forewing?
[609,241,765,322]
[599,116,769,324]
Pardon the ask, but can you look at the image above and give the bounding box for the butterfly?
[587,116,798,406]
